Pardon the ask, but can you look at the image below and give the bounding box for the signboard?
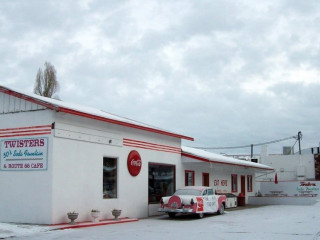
[127,150,142,176]
[0,137,48,171]
[260,181,320,198]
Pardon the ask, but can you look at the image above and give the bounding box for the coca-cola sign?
[127,150,142,176]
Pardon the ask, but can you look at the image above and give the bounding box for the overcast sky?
[1,0,319,154]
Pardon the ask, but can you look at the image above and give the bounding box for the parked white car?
[158,186,227,218]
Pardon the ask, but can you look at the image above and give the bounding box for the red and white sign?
[127,150,142,176]
[196,197,204,211]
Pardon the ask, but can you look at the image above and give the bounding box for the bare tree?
[34,62,59,98]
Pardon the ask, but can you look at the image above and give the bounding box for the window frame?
[247,175,253,192]
[185,170,195,186]
[148,162,176,204]
[103,157,118,199]
[231,174,238,193]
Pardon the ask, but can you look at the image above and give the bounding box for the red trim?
[59,107,193,141]
[123,138,181,154]
[1,86,193,141]
[185,170,195,186]
[231,174,238,193]
[0,125,52,132]
[51,218,138,230]
[181,152,273,171]
[0,87,58,110]
[0,132,52,138]
[0,125,52,138]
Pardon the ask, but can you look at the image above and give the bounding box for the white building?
[251,148,320,204]
[0,85,273,224]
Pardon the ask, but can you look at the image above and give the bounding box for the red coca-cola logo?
[127,150,142,176]
[196,197,204,211]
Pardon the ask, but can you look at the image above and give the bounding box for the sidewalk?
[0,217,138,239]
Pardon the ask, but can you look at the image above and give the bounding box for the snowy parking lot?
[1,201,320,240]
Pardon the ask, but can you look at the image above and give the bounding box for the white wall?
[182,159,258,200]
[259,181,320,198]
[260,154,315,181]
[0,110,55,224]
[50,113,182,224]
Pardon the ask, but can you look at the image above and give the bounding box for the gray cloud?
[1,0,319,154]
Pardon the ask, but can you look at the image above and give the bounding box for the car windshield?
[174,189,202,196]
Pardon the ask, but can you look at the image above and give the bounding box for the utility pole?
[251,144,253,158]
[298,131,302,155]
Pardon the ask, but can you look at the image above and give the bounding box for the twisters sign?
[0,137,48,171]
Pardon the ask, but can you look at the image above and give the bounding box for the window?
[149,163,175,203]
[185,170,195,186]
[247,175,253,192]
[207,189,214,195]
[103,157,117,199]
[231,174,238,192]
[174,189,201,196]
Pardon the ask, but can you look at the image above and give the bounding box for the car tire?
[217,204,225,215]
[168,212,176,218]
[197,212,204,219]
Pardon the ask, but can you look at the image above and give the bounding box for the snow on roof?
[182,146,274,171]
[0,85,193,141]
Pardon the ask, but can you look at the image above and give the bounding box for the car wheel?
[197,212,204,219]
[168,212,176,218]
[218,204,225,215]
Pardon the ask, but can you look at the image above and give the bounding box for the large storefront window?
[103,157,117,199]
[149,163,175,203]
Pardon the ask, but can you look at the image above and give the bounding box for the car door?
[202,189,215,212]
[207,189,217,212]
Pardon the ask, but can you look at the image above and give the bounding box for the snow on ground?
[0,223,51,239]
[1,201,320,240]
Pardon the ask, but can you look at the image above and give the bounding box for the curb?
[50,218,139,230]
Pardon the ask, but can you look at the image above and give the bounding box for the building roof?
[182,146,274,171]
[0,85,194,141]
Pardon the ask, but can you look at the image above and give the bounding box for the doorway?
[202,173,209,187]
[241,175,246,195]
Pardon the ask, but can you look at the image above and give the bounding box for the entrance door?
[202,173,209,186]
[241,175,246,195]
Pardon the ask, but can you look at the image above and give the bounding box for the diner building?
[0,85,273,224]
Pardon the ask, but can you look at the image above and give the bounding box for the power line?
[193,135,297,150]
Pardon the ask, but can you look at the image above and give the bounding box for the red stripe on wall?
[0,125,52,132]
[123,138,181,154]
[0,125,52,138]
[1,86,194,141]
